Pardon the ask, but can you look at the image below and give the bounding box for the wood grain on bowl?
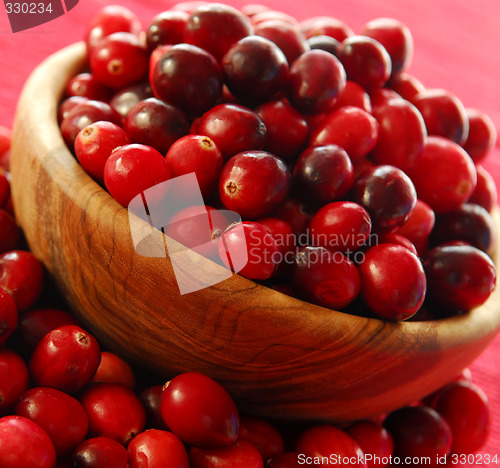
[10,42,500,422]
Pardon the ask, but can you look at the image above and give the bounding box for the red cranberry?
[255,217,295,259]
[309,106,379,162]
[423,244,496,311]
[152,44,223,117]
[267,452,302,467]
[103,143,171,207]
[413,89,469,145]
[358,244,426,321]
[125,97,189,154]
[462,108,497,162]
[238,416,284,461]
[165,135,223,198]
[73,436,129,468]
[218,221,279,280]
[389,72,425,102]
[369,99,427,172]
[309,201,372,252]
[0,349,29,415]
[275,197,315,236]
[222,36,289,106]
[287,49,346,115]
[0,250,44,311]
[184,3,253,62]
[29,325,101,393]
[369,88,400,109]
[409,136,477,214]
[361,18,413,76]
[91,351,136,390]
[65,73,113,102]
[434,381,490,454]
[292,246,361,310]
[376,232,417,255]
[219,151,290,219]
[0,210,20,255]
[80,383,146,445]
[161,372,239,449]
[110,81,154,124]
[0,415,56,468]
[350,165,417,233]
[0,167,10,207]
[128,429,189,467]
[146,10,189,51]
[346,421,394,467]
[468,165,498,212]
[254,20,309,65]
[295,425,366,467]
[332,80,372,113]
[140,385,169,430]
[58,96,88,124]
[90,32,149,89]
[74,120,131,182]
[189,440,264,468]
[15,387,88,456]
[256,99,309,160]
[307,34,341,56]
[383,406,452,464]
[0,126,11,167]
[394,199,435,255]
[339,36,392,91]
[0,286,17,345]
[299,16,354,42]
[293,145,354,205]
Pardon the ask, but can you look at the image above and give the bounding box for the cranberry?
[80,382,146,445]
[332,81,372,113]
[189,440,263,468]
[0,209,20,254]
[74,120,131,182]
[468,165,498,212]
[256,99,309,160]
[383,406,452,464]
[369,98,427,172]
[299,16,354,42]
[267,452,302,467]
[222,36,289,106]
[165,135,223,198]
[60,99,121,147]
[423,244,496,311]
[413,89,469,145]
[463,108,497,162]
[184,3,253,62]
[275,197,316,236]
[152,43,223,117]
[309,106,379,162]
[358,244,426,321]
[307,34,341,55]
[394,199,435,255]
[0,250,44,311]
[29,325,101,393]
[409,136,477,214]
[376,232,418,255]
[309,201,372,252]
[109,81,154,124]
[125,97,189,154]
[90,32,149,90]
[0,286,17,345]
[361,18,413,76]
[254,20,309,65]
[389,72,425,102]
[198,104,267,160]
[15,307,79,353]
[73,436,129,468]
[292,246,361,310]
[0,167,10,207]
[15,387,88,456]
[218,221,279,280]
[257,217,295,259]
[434,381,490,454]
[345,421,394,467]
[140,385,169,430]
[0,349,29,415]
[295,425,366,467]
[293,145,354,205]
[431,203,495,252]
[0,126,11,170]
[350,165,417,233]
[0,415,56,468]
[128,429,189,467]
[287,50,346,115]
[146,10,189,51]
[85,5,142,54]
[65,73,113,102]
[58,96,88,124]
[103,143,171,207]
[369,88,400,109]
[339,36,391,91]
[219,151,290,219]
[91,351,136,390]
[238,416,284,461]
[161,372,239,449]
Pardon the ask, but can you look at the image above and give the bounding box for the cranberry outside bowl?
[10,42,500,423]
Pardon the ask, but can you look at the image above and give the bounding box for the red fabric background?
[1,0,500,460]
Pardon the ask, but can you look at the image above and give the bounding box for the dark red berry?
[463,108,497,162]
[0,287,17,345]
[300,16,354,42]
[0,349,29,416]
[238,416,284,461]
[140,386,168,430]
[346,421,394,467]
[0,209,20,255]
[91,351,136,390]
[307,34,341,56]
[468,165,498,212]
[332,80,371,113]
[189,440,264,468]
[394,199,435,255]
[146,10,189,51]
[65,73,113,102]
[109,81,153,124]
[389,72,425,101]
[73,436,129,468]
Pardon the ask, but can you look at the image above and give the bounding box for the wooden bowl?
[10,42,500,423]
